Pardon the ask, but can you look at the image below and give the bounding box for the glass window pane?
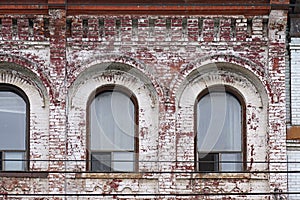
[4,152,25,171]
[0,153,2,170]
[113,152,134,172]
[111,92,135,150]
[90,91,135,151]
[197,92,241,152]
[198,153,218,172]
[91,152,111,172]
[220,153,242,171]
[0,91,26,150]
[90,96,114,150]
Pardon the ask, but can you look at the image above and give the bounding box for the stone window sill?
[75,172,158,179]
[0,172,48,178]
[75,172,267,180]
[176,172,268,180]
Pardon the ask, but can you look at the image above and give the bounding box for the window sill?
[74,172,267,180]
[0,171,48,178]
[75,172,155,179]
[190,172,268,180]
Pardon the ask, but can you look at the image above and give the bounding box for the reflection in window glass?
[0,88,27,171]
[220,153,242,171]
[197,91,242,171]
[4,152,25,171]
[89,90,136,172]
[0,91,26,150]
[91,152,111,172]
[113,152,134,172]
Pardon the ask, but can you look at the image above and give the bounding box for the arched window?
[196,88,244,172]
[88,87,137,172]
[0,84,28,171]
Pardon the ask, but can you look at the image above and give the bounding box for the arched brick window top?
[176,66,268,173]
[68,63,159,172]
[0,84,29,171]
[87,85,138,172]
[195,86,246,172]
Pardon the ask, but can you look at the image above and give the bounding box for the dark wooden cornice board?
[0,0,290,15]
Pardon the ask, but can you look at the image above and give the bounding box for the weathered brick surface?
[267,10,288,193]
[0,8,288,199]
[287,24,300,200]
[287,141,300,199]
[290,38,300,125]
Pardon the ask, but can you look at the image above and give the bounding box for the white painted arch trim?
[67,62,159,171]
[176,63,269,172]
[0,62,49,170]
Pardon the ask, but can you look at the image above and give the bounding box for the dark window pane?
[198,153,218,172]
[91,152,111,172]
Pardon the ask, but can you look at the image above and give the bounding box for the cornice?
[0,0,290,15]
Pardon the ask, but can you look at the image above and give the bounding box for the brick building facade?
[287,0,300,199]
[0,0,290,199]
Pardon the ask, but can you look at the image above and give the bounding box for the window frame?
[194,85,246,172]
[0,83,30,171]
[86,85,139,172]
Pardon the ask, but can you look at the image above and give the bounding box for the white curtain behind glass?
[0,91,26,151]
[90,91,135,151]
[197,92,241,152]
